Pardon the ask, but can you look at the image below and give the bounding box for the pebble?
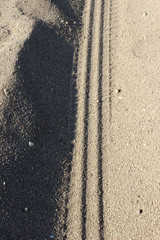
[50,235,54,239]
[3,181,6,186]
[29,141,34,147]
[118,96,123,100]
[24,207,28,212]
[4,89,10,96]
[143,12,148,17]
[65,21,69,25]
[115,89,121,94]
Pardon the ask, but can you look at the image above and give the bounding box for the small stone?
[4,89,10,96]
[73,21,76,24]
[24,207,28,212]
[65,21,69,25]
[29,141,34,147]
[118,96,122,100]
[139,209,143,214]
[115,89,121,94]
[3,181,6,186]
[143,12,148,17]
[50,235,54,239]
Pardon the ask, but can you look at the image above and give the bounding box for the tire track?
[98,0,105,239]
[67,0,94,238]
[67,0,115,239]
[81,0,95,238]
[102,0,119,238]
[84,0,104,239]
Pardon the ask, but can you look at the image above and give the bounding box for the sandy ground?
[0,0,160,239]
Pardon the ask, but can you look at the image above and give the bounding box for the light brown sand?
[0,0,160,239]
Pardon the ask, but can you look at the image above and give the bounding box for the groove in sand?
[67,0,116,239]
[66,0,94,239]
[85,0,103,239]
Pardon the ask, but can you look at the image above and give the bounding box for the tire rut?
[67,0,115,239]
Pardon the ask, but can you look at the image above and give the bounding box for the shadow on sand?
[0,20,77,239]
[51,0,79,24]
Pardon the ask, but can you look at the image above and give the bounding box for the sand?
[0,0,160,239]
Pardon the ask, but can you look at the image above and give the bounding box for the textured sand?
[0,0,160,239]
